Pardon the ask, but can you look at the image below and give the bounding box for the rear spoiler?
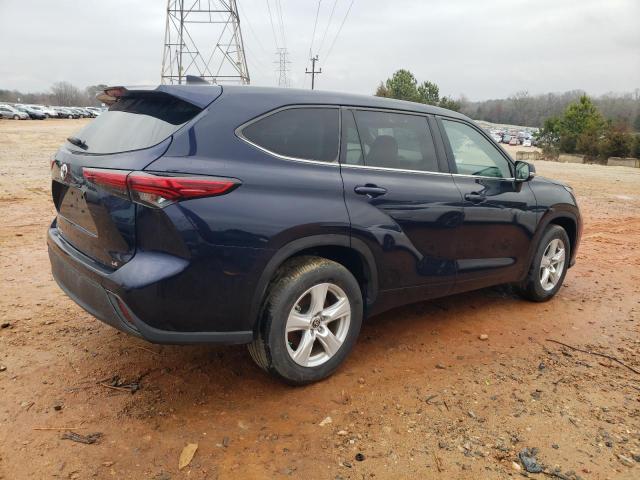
[96,84,222,109]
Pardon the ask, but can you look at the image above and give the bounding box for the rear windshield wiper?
[67,136,88,150]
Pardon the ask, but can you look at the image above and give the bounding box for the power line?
[243,40,270,77]
[324,0,355,64]
[275,0,287,49]
[304,0,323,88]
[317,0,339,56]
[308,0,322,58]
[266,0,280,50]
[237,1,269,56]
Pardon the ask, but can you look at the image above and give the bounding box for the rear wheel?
[248,256,363,385]
[517,225,570,302]
[13,115,19,120]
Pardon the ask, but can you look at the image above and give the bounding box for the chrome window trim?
[455,174,515,181]
[340,163,450,177]
[340,162,514,180]
[235,105,341,166]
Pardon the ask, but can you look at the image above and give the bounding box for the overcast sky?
[0,0,638,100]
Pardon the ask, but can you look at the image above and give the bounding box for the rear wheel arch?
[249,235,378,334]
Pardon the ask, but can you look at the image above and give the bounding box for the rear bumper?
[47,224,254,345]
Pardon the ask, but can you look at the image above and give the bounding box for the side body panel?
[525,177,582,268]
[434,116,539,293]
[338,109,464,313]
[450,176,539,291]
[140,100,350,333]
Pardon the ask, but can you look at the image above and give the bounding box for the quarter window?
[352,110,438,172]
[441,120,512,178]
[242,108,339,162]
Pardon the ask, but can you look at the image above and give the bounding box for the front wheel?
[517,225,570,302]
[248,256,363,385]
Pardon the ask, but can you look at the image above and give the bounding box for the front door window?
[441,119,512,178]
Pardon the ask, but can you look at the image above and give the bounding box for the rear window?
[69,94,201,154]
[241,107,339,162]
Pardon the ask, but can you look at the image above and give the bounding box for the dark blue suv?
[48,85,581,384]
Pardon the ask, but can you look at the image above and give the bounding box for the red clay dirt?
[1,119,639,479]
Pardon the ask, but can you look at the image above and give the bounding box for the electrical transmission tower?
[275,48,291,87]
[161,0,250,85]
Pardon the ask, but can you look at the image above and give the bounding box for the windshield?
[69,93,202,154]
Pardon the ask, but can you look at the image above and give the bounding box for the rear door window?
[352,110,439,172]
[69,94,202,154]
[241,107,339,162]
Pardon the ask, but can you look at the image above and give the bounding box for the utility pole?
[305,55,321,90]
[275,48,291,88]
[161,0,250,85]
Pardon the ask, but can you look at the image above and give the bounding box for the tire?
[13,115,19,120]
[248,256,363,385]
[517,225,570,302]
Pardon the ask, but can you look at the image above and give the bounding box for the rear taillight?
[82,168,129,197]
[82,168,239,208]
[127,172,238,208]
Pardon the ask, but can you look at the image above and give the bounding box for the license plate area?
[57,184,98,236]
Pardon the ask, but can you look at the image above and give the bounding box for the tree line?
[463,90,640,131]
[537,95,640,160]
[374,70,640,134]
[374,69,639,159]
[0,82,107,107]
[374,70,461,112]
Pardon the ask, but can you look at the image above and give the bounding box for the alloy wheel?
[285,283,351,367]
[539,238,566,291]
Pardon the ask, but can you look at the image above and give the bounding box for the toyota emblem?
[60,163,68,180]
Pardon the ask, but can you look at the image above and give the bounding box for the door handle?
[354,185,387,198]
[464,192,486,203]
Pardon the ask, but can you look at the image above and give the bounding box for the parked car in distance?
[0,104,29,119]
[15,105,46,120]
[522,139,532,147]
[509,136,519,146]
[491,133,502,144]
[25,105,53,118]
[68,107,86,118]
[502,134,511,144]
[42,106,59,118]
[85,107,103,116]
[53,107,76,119]
[48,85,582,385]
[79,108,94,117]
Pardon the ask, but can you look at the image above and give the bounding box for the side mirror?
[515,161,535,182]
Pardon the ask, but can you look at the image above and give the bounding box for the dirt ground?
[1,119,639,480]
